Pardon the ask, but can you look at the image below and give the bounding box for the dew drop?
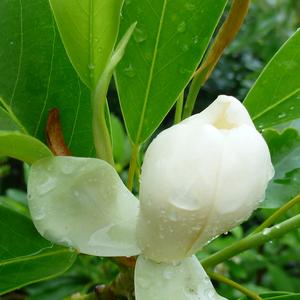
[134,28,147,43]
[278,112,286,119]
[289,106,295,111]
[73,190,80,197]
[192,35,199,44]
[181,44,189,52]
[123,64,136,78]
[263,228,271,235]
[185,3,196,11]
[37,177,56,195]
[177,21,186,33]
[163,268,173,280]
[88,64,95,70]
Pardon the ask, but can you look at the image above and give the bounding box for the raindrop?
[185,3,196,11]
[163,268,173,280]
[134,28,147,43]
[123,64,136,78]
[289,106,295,111]
[181,44,189,52]
[167,210,178,221]
[192,35,199,44]
[10,41,14,45]
[88,64,95,70]
[262,228,271,235]
[177,21,186,33]
[73,190,80,197]
[278,112,286,119]
[37,177,56,195]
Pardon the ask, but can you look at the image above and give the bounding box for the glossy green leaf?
[115,0,227,144]
[0,105,22,131]
[0,207,77,295]
[244,30,300,129]
[135,255,227,300]
[49,0,124,88]
[0,0,93,157]
[0,131,52,164]
[262,128,300,208]
[28,156,140,257]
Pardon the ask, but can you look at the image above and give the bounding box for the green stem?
[201,214,300,269]
[127,143,140,191]
[92,83,114,165]
[183,0,250,119]
[207,271,262,300]
[253,194,300,234]
[174,92,184,124]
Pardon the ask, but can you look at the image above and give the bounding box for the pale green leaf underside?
[0,131,53,164]
[135,255,227,300]
[28,157,140,257]
[0,206,76,295]
[115,0,227,143]
[244,30,300,129]
[49,0,124,88]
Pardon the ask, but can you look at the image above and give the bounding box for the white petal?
[135,255,227,300]
[188,125,274,254]
[137,123,225,262]
[138,95,274,262]
[28,157,140,257]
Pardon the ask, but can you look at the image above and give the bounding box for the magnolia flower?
[28,95,274,300]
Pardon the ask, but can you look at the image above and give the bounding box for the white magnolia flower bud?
[137,95,274,263]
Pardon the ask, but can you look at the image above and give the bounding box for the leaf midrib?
[89,0,94,88]
[252,87,300,121]
[134,0,168,144]
[0,248,74,267]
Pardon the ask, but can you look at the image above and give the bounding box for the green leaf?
[0,0,93,157]
[0,105,22,131]
[0,131,53,164]
[115,0,227,144]
[49,0,124,88]
[0,206,77,295]
[244,30,300,129]
[262,128,300,208]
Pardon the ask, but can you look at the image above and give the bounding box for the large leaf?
[244,30,300,129]
[0,105,21,131]
[115,0,227,144]
[49,0,124,88]
[262,128,300,208]
[0,207,77,295]
[0,131,52,164]
[0,0,93,157]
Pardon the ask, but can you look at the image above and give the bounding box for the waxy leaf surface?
[115,0,227,143]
